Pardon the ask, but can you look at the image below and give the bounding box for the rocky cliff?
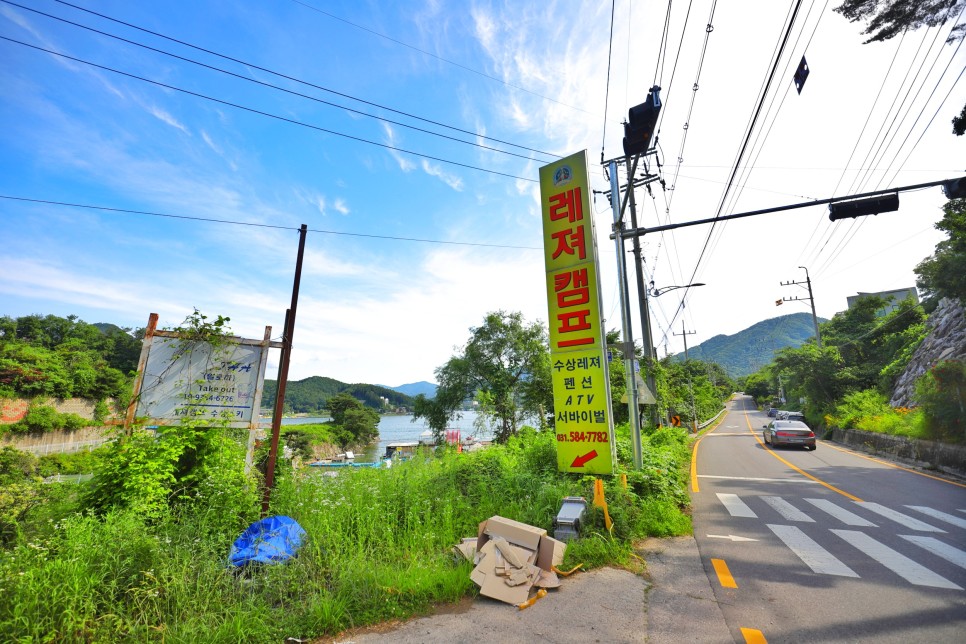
[890,298,966,407]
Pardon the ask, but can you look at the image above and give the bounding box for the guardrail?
[697,406,727,430]
[19,439,111,456]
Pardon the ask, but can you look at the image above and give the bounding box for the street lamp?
[649,282,706,297]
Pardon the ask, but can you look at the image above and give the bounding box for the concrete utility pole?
[673,320,697,361]
[779,266,822,347]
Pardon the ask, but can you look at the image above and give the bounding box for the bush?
[916,360,966,443]
[8,404,90,434]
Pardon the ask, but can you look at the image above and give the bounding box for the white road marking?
[699,475,819,483]
[767,524,858,577]
[905,506,966,530]
[900,535,966,570]
[762,496,814,522]
[705,432,755,436]
[717,493,758,518]
[832,529,962,590]
[707,534,759,542]
[855,502,946,532]
[804,498,877,527]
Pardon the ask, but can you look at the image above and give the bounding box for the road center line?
[744,409,862,502]
[711,558,738,588]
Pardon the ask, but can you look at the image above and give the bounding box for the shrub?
[8,403,90,434]
[915,360,966,443]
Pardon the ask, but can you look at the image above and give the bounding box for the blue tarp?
[229,515,306,567]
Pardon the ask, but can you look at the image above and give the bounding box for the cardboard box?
[468,516,567,605]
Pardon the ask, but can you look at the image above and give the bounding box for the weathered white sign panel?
[135,336,268,427]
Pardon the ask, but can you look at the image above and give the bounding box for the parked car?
[785,412,806,423]
[767,407,779,417]
[776,410,789,419]
[763,420,816,450]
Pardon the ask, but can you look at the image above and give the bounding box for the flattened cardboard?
[478,516,545,552]
[468,516,568,605]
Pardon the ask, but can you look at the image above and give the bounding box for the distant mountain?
[377,381,437,398]
[262,376,414,414]
[675,312,823,377]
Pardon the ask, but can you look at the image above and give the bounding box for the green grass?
[0,425,692,642]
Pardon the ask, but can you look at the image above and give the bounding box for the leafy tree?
[835,0,965,134]
[915,198,966,303]
[414,311,552,443]
[915,360,966,441]
[325,392,379,446]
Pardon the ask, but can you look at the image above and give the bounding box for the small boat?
[383,441,419,460]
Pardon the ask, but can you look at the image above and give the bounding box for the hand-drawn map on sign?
[135,337,267,426]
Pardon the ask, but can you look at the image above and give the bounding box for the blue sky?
[2,0,964,385]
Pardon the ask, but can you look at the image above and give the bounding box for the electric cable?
[0,35,539,184]
[674,0,806,334]
[3,0,552,164]
[0,195,543,249]
[601,0,616,163]
[285,0,600,118]
[34,0,558,158]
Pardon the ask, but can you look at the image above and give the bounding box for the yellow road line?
[745,411,863,502]
[741,627,767,643]
[821,441,966,489]
[711,558,738,588]
[691,434,704,493]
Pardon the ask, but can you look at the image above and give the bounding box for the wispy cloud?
[147,105,189,134]
[333,198,350,215]
[421,159,464,191]
[382,123,415,171]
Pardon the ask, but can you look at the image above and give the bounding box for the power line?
[601,0,617,164]
[675,0,807,333]
[0,195,543,249]
[286,0,600,119]
[0,35,539,184]
[4,0,552,164]
[37,0,557,158]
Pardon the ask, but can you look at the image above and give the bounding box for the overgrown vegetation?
[0,314,139,402]
[741,199,965,441]
[0,421,692,641]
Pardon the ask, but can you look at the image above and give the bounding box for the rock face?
[890,298,966,407]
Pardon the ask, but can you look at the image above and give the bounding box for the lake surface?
[277,411,490,460]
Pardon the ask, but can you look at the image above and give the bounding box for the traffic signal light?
[828,193,899,221]
[942,177,966,199]
[623,86,662,157]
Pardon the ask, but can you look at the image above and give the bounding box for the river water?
[278,411,490,461]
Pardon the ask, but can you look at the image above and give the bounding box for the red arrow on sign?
[571,450,598,468]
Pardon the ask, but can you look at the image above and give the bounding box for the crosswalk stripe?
[855,502,946,532]
[767,524,858,577]
[899,535,966,570]
[905,505,966,530]
[804,498,877,527]
[762,496,814,522]
[832,529,962,590]
[717,493,757,518]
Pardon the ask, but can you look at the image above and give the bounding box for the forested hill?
[261,376,413,414]
[677,312,823,377]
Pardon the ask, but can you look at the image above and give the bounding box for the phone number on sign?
[556,431,608,443]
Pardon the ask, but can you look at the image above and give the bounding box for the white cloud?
[147,105,189,134]
[201,130,222,154]
[421,159,464,191]
[333,198,350,215]
[382,123,415,171]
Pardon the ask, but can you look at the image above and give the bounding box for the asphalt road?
[319,395,964,643]
[691,395,966,642]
